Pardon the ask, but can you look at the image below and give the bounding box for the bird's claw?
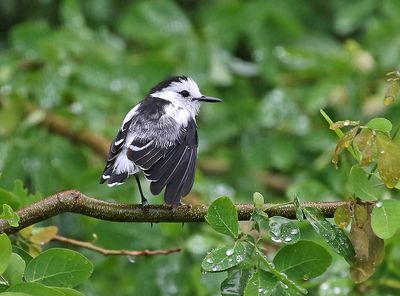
[141,198,149,209]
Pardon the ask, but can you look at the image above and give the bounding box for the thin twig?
[52,235,181,256]
[0,190,348,234]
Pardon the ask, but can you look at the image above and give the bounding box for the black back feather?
[127,119,198,206]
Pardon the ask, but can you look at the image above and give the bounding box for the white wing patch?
[114,138,124,146]
[129,140,154,151]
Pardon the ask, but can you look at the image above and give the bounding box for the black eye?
[180,90,190,97]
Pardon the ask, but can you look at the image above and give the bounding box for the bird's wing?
[127,119,198,206]
[99,105,140,185]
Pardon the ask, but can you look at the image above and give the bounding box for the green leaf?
[371,200,400,239]
[273,282,306,296]
[349,166,378,201]
[294,196,304,221]
[243,270,277,296]
[0,189,19,210]
[0,204,20,227]
[0,292,31,296]
[273,241,332,280]
[366,118,392,133]
[12,246,32,265]
[253,192,264,209]
[303,207,355,264]
[49,288,85,296]
[268,216,300,245]
[252,210,269,232]
[206,196,239,238]
[376,134,400,188]
[202,242,246,272]
[221,268,252,296]
[0,234,12,275]
[7,282,64,296]
[2,253,25,285]
[25,248,93,288]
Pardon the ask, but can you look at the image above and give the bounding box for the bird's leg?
[135,175,148,207]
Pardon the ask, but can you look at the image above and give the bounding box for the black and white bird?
[100,76,222,207]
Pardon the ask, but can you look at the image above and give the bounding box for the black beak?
[195,96,223,103]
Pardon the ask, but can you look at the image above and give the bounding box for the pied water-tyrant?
[100,76,222,207]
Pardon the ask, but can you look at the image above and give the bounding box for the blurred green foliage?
[1,0,400,295]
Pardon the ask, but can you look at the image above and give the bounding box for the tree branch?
[52,235,181,256]
[0,190,347,234]
[27,105,110,156]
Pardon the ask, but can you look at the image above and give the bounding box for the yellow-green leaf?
[376,134,400,188]
[371,200,400,239]
[353,129,374,166]
[30,226,59,245]
[334,205,351,229]
[350,203,384,283]
[333,127,359,168]
[349,166,378,201]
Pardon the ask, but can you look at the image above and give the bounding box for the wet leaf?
[221,268,252,296]
[202,242,246,272]
[350,203,384,283]
[243,270,277,296]
[330,120,359,130]
[273,281,307,296]
[376,134,400,188]
[353,129,374,166]
[293,195,304,221]
[366,118,392,133]
[334,205,351,229]
[349,166,378,201]
[332,126,359,168]
[273,241,332,280]
[206,196,239,238]
[252,210,269,232]
[267,216,300,245]
[303,207,355,264]
[371,199,400,239]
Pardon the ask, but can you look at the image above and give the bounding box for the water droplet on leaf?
[225,248,234,256]
[128,255,136,263]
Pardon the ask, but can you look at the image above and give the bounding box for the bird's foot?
[179,201,192,210]
[141,197,149,209]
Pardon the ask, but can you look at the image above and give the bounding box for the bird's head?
[148,76,222,116]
